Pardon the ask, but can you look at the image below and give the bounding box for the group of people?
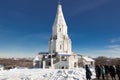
[85,64,120,80]
[95,64,120,80]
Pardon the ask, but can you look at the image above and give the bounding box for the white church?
[33,3,94,69]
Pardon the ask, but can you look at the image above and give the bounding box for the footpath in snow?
[0,68,96,80]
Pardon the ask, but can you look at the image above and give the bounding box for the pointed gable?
[53,3,67,27]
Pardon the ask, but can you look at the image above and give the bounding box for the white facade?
[78,56,95,67]
[49,3,72,54]
[0,65,4,71]
[33,3,95,69]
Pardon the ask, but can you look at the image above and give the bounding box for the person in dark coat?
[116,64,120,80]
[109,65,116,80]
[95,65,101,79]
[85,65,92,80]
[104,65,110,80]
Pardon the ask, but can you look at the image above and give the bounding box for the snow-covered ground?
[0,68,96,80]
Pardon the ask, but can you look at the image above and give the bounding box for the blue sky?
[0,0,120,58]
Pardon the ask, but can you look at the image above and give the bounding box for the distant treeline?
[0,56,120,68]
[0,58,33,68]
[94,56,120,65]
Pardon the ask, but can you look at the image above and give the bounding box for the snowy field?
[0,68,95,80]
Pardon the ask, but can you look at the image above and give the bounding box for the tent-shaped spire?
[49,2,72,54]
[53,3,67,27]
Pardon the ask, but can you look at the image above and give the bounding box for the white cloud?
[77,44,120,58]
[0,51,34,58]
[85,38,120,57]
[23,33,50,40]
[0,44,48,58]
[110,37,120,43]
[108,44,120,50]
[16,33,50,44]
[69,0,112,16]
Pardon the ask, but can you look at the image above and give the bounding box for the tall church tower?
[49,3,72,54]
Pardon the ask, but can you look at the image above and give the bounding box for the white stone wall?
[49,4,72,54]
[68,55,78,69]
[54,61,69,69]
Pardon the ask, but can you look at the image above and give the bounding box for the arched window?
[53,50,55,53]
[59,28,61,32]
[60,45,62,50]
[74,62,77,67]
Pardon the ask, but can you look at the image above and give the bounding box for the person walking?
[104,65,110,80]
[85,65,92,80]
[100,65,105,80]
[95,65,101,79]
[109,65,116,80]
[116,64,120,80]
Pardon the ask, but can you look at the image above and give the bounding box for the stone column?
[51,58,54,69]
[43,61,46,69]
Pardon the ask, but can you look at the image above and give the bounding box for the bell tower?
[49,3,72,54]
